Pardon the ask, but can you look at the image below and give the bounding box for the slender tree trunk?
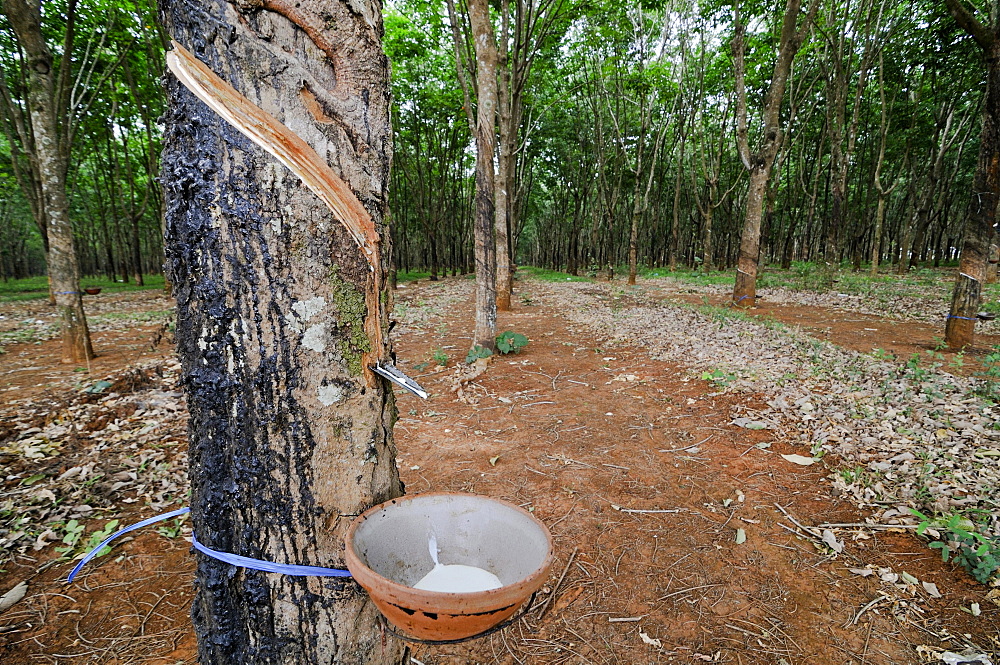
[897,194,917,274]
[734,168,769,302]
[130,215,144,286]
[669,132,685,271]
[495,0,513,310]
[732,0,816,306]
[467,0,499,350]
[703,204,715,272]
[871,194,888,275]
[161,2,404,663]
[826,89,847,262]
[944,0,1000,348]
[4,0,94,363]
[870,52,900,276]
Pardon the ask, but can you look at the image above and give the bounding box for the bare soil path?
[1,276,997,665]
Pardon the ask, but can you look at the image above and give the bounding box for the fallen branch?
[818,523,920,530]
[845,595,888,628]
[611,506,682,514]
[656,583,723,602]
[774,502,824,543]
[534,547,578,620]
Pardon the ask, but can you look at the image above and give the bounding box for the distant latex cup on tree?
[344,492,554,641]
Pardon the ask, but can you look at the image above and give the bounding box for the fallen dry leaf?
[781,454,815,466]
[638,629,662,648]
[0,581,28,612]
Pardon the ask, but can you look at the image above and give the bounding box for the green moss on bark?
[329,266,371,376]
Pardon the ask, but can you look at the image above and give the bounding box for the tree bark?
[3,0,94,363]
[944,0,1000,349]
[160,1,404,662]
[732,0,816,307]
[495,0,513,310]
[870,52,900,275]
[467,0,499,350]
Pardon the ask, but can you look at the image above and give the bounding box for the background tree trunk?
[3,0,94,363]
[943,0,1000,349]
[161,1,404,662]
[732,0,816,306]
[495,0,513,310]
[468,0,499,350]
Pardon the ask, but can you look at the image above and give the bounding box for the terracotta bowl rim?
[344,491,555,605]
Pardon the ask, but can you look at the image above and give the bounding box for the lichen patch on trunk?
[302,323,327,351]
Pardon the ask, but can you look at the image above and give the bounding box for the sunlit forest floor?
[1,269,998,664]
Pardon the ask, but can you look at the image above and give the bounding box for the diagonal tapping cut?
[165,40,379,262]
[165,40,387,384]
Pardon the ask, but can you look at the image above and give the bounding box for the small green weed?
[156,514,189,539]
[54,520,85,556]
[55,519,121,559]
[433,348,448,366]
[700,368,735,387]
[496,331,529,354]
[83,520,121,557]
[870,347,894,362]
[466,345,493,364]
[911,508,1000,584]
[973,346,1000,401]
[838,466,870,485]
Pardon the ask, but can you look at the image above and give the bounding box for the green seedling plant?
[466,345,493,364]
[56,519,121,559]
[905,353,931,382]
[838,466,870,486]
[871,347,894,362]
[495,331,528,354]
[701,368,735,387]
[433,348,448,366]
[83,520,121,557]
[911,508,1000,584]
[156,515,188,539]
[973,346,1000,402]
[54,520,85,557]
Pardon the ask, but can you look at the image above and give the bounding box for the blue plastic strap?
[67,507,352,582]
[54,291,80,295]
[191,534,353,577]
[733,295,750,303]
[67,507,191,582]
[948,315,976,321]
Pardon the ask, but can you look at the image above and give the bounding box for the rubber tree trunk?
[702,204,715,273]
[130,215,144,286]
[946,40,1000,348]
[495,3,513,311]
[870,193,887,276]
[160,1,405,663]
[4,0,93,364]
[731,0,814,307]
[734,168,769,304]
[468,0,499,350]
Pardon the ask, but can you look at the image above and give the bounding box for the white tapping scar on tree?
[165,41,378,263]
[165,40,389,384]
